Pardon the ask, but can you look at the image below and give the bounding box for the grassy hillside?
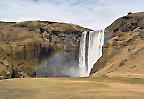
[91,12,144,78]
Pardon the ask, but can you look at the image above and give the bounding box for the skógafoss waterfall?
[79,30,104,77]
[36,30,104,77]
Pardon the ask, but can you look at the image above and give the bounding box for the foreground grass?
[0,77,144,99]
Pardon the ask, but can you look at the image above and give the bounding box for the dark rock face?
[91,12,144,78]
[105,12,144,35]
[0,21,90,78]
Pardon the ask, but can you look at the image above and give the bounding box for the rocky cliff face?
[91,12,144,78]
[0,21,90,79]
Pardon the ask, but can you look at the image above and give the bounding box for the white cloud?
[0,0,144,30]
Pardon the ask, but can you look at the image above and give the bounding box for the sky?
[0,0,144,30]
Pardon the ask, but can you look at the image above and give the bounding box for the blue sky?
[0,0,144,29]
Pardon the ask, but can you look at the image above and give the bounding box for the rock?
[0,21,90,79]
[105,12,144,35]
[91,12,144,78]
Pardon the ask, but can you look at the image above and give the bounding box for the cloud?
[0,0,144,30]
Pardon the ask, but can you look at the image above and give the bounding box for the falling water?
[79,30,104,77]
[78,31,87,76]
[36,30,104,77]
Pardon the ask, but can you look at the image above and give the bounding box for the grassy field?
[0,77,144,99]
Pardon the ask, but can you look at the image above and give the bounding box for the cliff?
[91,12,144,78]
[0,21,90,79]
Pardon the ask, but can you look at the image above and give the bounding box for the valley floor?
[0,77,144,99]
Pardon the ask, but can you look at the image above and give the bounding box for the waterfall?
[36,30,104,77]
[79,31,87,77]
[79,30,104,77]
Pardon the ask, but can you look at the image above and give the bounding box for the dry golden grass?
[92,30,144,78]
[0,77,144,99]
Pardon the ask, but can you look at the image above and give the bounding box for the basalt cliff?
[0,21,90,79]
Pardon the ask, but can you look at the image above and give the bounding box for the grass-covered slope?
[91,12,144,78]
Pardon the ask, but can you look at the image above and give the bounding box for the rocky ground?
[91,12,144,78]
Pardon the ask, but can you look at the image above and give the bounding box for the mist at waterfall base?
[36,50,80,77]
[36,30,104,77]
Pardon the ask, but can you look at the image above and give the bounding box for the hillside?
[0,21,90,79]
[91,12,144,78]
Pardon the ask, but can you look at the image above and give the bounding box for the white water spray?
[79,30,104,77]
